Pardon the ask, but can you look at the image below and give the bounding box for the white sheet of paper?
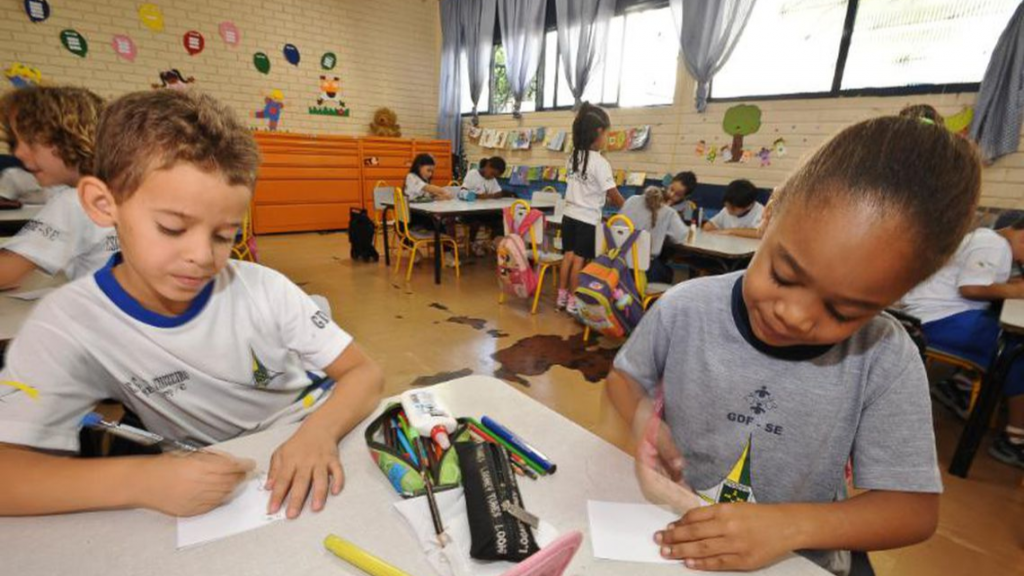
[5,287,55,301]
[587,500,681,565]
[176,474,284,549]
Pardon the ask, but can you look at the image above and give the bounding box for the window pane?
[544,31,557,108]
[459,52,489,114]
[597,15,625,105]
[555,50,574,107]
[619,8,675,107]
[712,0,848,99]
[842,0,1019,90]
[491,44,537,113]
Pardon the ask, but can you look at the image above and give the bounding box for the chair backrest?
[531,190,560,207]
[554,198,566,220]
[392,187,413,238]
[499,531,583,576]
[373,183,396,211]
[503,199,543,261]
[595,214,651,273]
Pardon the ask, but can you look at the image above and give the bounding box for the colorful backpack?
[574,224,647,338]
[497,205,543,298]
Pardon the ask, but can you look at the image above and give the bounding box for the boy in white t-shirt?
[902,221,1024,469]
[703,179,764,238]
[557,104,625,315]
[0,86,119,288]
[0,90,384,518]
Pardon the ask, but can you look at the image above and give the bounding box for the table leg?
[382,206,391,266]
[949,335,1024,478]
[433,215,442,285]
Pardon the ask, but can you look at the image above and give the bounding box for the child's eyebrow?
[777,244,885,310]
[156,210,241,229]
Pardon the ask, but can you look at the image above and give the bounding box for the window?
[459,52,490,114]
[711,0,1019,100]
[491,44,538,114]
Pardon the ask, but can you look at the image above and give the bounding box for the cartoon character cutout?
[705,146,718,164]
[758,147,772,167]
[773,138,787,157]
[5,63,42,88]
[152,69,194,91]
[720,145,733,163]
[695,139,706,157]
[317,75,341,106]
[256,89,285,131]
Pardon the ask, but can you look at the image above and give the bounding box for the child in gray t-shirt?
[608,116,982,575]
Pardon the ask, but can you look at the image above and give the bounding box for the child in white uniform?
[703,179,764,237]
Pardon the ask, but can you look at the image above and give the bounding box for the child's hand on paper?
[141,450,254,517]
[656,502,793,571]
[266,425,345,519]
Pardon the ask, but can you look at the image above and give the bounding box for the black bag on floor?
[349,208,379,262]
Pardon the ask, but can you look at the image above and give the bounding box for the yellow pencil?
[323,535,416,576]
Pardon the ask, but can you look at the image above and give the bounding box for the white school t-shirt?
[564,151,616,225]
[0,167,43,201]
[901,228,1013,324]
[461,169,501,195]
[405,173,429,200]
[620,195,688,257]
[0,256,353,452]
[3,185,119,280]
[709,201,764,230]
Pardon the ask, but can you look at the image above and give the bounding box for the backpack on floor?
[349,208,380,262]
[574,225,646,339]
[497,206,543,298]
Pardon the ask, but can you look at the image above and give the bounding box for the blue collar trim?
[93,253,214,328]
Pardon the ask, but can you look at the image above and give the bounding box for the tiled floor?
[259,231,1024,575]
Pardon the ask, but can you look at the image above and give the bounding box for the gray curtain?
[437,0,464,151]
[970,2,1024,164]
[498,0,546,118]
[463,0,497,126]
[555,0,615,109]
[669,0,755,113]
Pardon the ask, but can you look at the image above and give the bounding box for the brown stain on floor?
[487,329,509,338]
[447,316,488,330]
[410,368,474,387]
[429,302,450,311]
[492,333,619,386]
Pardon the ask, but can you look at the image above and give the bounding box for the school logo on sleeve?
[251,349,283,388]
[698,435,757,504]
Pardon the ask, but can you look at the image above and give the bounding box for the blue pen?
[393,418,420,468]
[481,416,557,474]
[80,412,203,453]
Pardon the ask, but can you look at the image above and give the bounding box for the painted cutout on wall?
[705,147,717,163]
[627,126,651,150]
[253,52,271,74]
[945,107,974,136]
[60,29,89,58]
[183,31,205,56]
[722,104,762,163]
[309,76,350,117]
[467,126,483,140]
[321,52,337,70]
[369,108,401,137]
[695,139,706,157]
[772,138,787,157]
[219,22,241,47]
[256,90,285,131]
[283,44,300,66]
[111,35,137,62]
[24,0,50,22]
[757,147,771,167]
[5,63,42,88]
[138,4,164,32]
[719,144,733,163]
[152,69,195,90]
[605,130,627,152]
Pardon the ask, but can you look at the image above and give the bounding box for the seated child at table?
[608,116,980,574]
[620,186,687,284]
[901,219,1024,469]
[0,90,384,519]
[668,171,698,219]
[702,178,763,237]
[0,86,118,289]
[404,153,453,201]
[462,157,512,255]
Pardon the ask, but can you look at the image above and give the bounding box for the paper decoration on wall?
[532,127,546,143]
[111,35,137,62]
[219,22,240,47]
[772,138,787,157]
[60,30,89,58]
[627,126,650,151]
[369,107,401,137]
[283,44,300,66]
[722,104,762,163]
[321,52,337,70]
[546,131,566,151]
[740,149,753,163]
[138,4,164,31]
[695,140,706,157]
[152,69,194,90]
[255,90,285,131]
[467,126,483,140]
[511,129,531,150]
[309,76,350,117]
[757,147,771,167]
[605,130,627,152]
[6,63,42,88]
[253,52,271,74]
[494,130,509,149]
[24,0,50,22]
[705,147,717,163]
[183,31,205,56]
[720,144,733,163]
[626,172,646,186]
[944,107,974,136]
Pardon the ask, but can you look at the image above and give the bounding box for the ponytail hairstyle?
[643,186,669,227]
[899,104,944,125]
[570,102,610,179]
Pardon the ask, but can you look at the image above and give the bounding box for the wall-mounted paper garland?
[283,44,300,66]
[111,35,137,62]
[253,52,270,74]
[183,31,204,56]
[321,52,337,70]
[60,29,88,58]
[24,0,50,22]
[219,22,240,47]
[138,4,164,32]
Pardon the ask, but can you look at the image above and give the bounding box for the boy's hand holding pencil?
[140,450,254,517]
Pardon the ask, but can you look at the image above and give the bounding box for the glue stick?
[400,390,456,449]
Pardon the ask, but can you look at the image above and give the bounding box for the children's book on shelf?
[510,166,530,186]
[613,169,627,186]
[626,172,647,186]
[546,130,566,152]
[495,130,509,149]
[532,127,546,143]
[526,166,542,181]
[557,167,568,182]
[512,129,532,150]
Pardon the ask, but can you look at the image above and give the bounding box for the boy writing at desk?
[0,90,383,519]
[702,178,764,239]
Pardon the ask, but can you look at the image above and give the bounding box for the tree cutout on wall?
[255,90,285,130]
[24,0,50,22]
[219,22,241,47]
[138,4,164,32]
[112,35,137,62]
[253,52,270,74]
[321,52,337,70]
[60,29,89,58]
[722,105,762,164]
[283,44,300,66]
[183,31,204,56]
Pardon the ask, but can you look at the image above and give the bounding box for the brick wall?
[1,0,440,138]
[464,61,1021,209]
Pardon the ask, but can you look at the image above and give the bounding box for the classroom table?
[949,298,1024,477]
[0,270,65,341]
[381,197,556,284]
[671,231,761,273]
[0,204,41,235]
[0,375,829,576]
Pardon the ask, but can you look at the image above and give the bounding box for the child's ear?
[78,176,118,227]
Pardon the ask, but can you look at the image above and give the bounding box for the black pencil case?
[456,441,540,562]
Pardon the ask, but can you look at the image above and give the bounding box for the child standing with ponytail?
[558,103,625,314]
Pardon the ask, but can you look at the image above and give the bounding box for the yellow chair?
[925,349,984,413]
[371,180,397,254]
[392,187,460,282]
[497,199,564,314]
[231,207,256,262]
[582,214,647,342]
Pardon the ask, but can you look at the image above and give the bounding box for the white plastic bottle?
[400,390,458,449]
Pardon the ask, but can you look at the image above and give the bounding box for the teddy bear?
[369,107,401,137]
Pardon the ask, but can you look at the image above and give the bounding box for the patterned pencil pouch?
[364,402,470,498]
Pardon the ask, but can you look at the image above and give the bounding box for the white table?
[382,197,557,284]
[0,376,827,576]
[0,204,41,222]
[673,231,761,273]
[0,270,65,341]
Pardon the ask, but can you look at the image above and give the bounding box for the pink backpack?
[497,206,543,298]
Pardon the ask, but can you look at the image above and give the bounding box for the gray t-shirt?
[613,272,941,574]
[620,195,688,257]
